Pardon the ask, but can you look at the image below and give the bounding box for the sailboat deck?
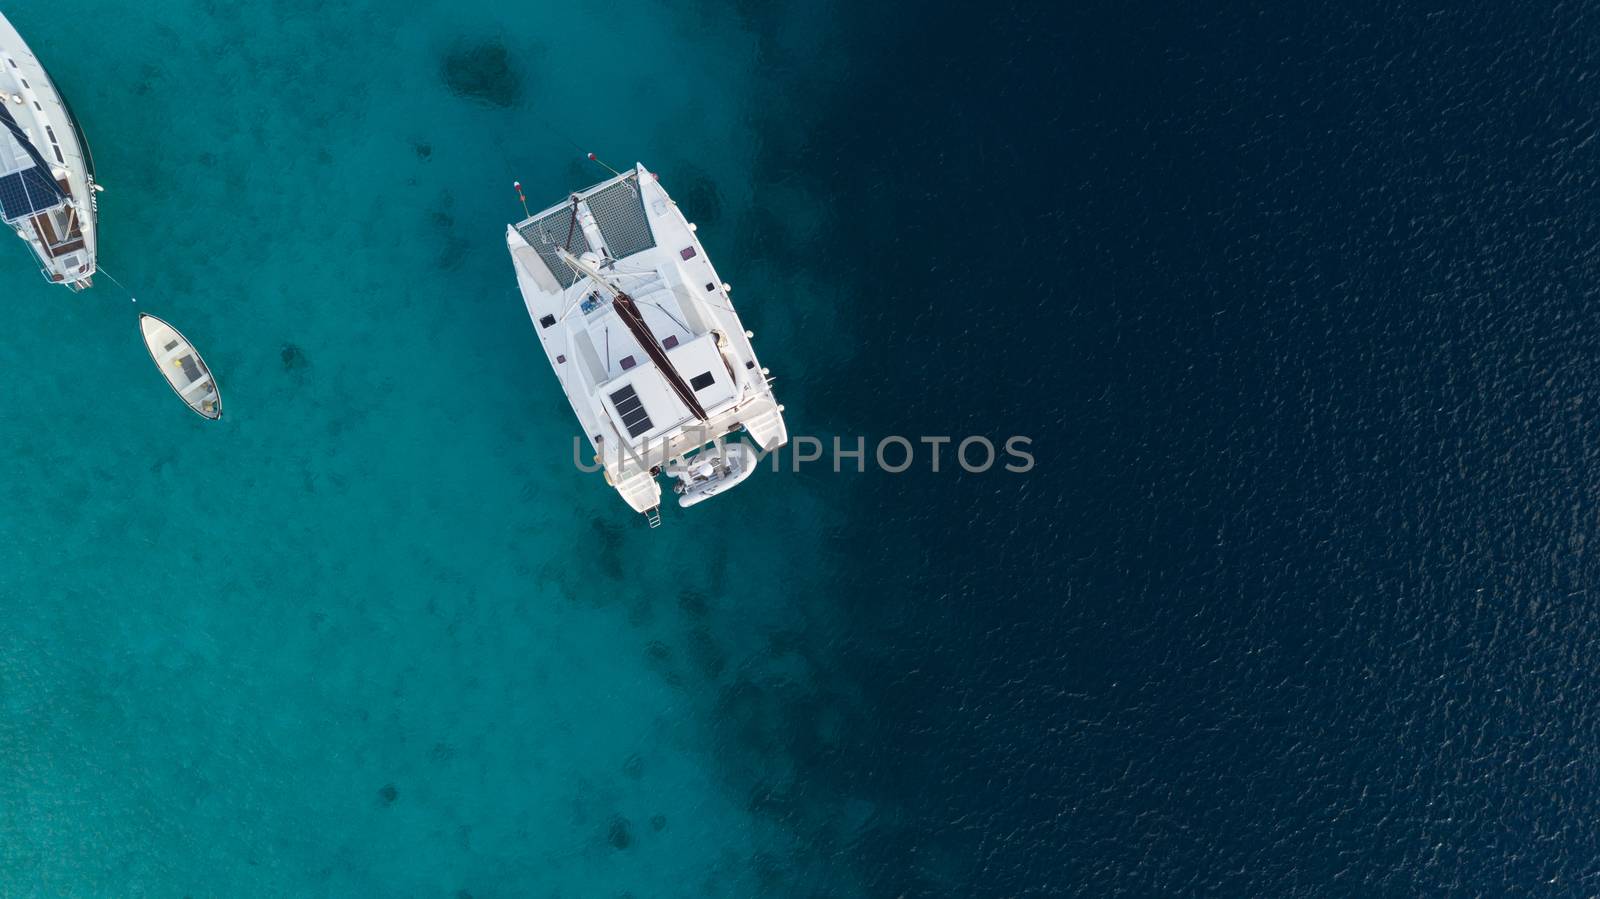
[31,195,83,257]
[0,13,97,289]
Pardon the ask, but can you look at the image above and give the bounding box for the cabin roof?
[595,331,740,447]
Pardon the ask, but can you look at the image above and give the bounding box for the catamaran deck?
[507,164,787,517]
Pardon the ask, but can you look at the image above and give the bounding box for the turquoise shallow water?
[0,2,867,895]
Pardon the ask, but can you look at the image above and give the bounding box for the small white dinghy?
[139,313,221,420]
[667,442,758,508]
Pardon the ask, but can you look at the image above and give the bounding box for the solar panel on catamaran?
[609,383,654,438]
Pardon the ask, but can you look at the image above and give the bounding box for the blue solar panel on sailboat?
[0,167,64,221]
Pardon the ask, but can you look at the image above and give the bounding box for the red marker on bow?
[586,152,623,178]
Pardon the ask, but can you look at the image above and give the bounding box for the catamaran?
[507,162,787,527]
[0,13,97,291]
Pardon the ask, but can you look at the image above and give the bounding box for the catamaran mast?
[557,246,710,421]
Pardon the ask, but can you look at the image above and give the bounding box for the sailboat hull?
[0,13,97,290]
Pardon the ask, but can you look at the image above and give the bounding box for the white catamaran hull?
[0,12,97,290]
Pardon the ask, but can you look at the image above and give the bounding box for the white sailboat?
[507,162,788,526]
[0,12,97,291]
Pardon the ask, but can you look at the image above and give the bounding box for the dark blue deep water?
[804,1,1600,895]
[4,0,1600,895]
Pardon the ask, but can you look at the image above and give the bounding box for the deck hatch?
[586,174,656,260]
